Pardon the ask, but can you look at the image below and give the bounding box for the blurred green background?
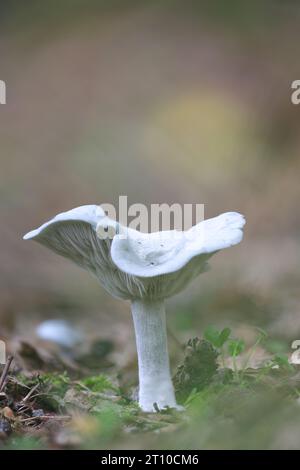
[0,0,300,449]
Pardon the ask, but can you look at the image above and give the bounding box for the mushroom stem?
[131,299,178,412]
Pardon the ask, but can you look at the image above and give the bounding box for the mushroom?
[24,205,245,412]
[36,319,82,350]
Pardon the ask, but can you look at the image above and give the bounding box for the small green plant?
[204,325,231,368]
[227,339,245,378]
[204,325,231,349]
[203,325,270,381]
[173,338,219,403]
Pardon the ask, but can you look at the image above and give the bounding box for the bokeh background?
[0,0,300,449]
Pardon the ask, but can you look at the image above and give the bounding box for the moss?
[79,375,117,393]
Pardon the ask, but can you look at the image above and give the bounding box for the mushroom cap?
[111,212,245,278]
[24,206,245,300]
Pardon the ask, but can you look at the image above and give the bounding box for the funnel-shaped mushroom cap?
[24,207,245,300]
[111,212,245,277]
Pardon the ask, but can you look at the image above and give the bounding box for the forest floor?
[1,321,300,450]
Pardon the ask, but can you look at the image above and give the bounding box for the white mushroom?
[24,205,245,412]
[36,319,82,349]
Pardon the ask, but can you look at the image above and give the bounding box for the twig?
[21,383,40,403]
[0,356,14,393]
[16,404,31,415]
[20,415,71,423]
[25,392,49,401]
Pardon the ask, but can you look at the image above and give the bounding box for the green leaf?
[204,325,221,348]
[228,339,245,357]
[218,327,231,347]
[204,325,231,348]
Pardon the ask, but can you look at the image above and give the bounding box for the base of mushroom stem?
[137,381,184,412]
[138,400,184,413]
